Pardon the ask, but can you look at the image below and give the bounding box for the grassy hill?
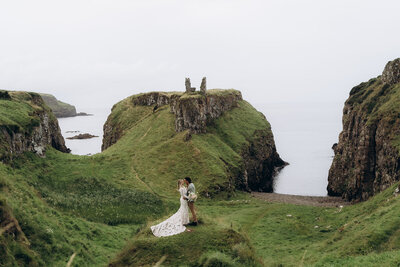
[1,89,400,266]
[39,93,77,118]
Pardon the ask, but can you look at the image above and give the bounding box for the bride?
[151,179,190,237]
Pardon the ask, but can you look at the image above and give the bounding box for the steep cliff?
[102,89,285,195]
[39,93,77,118]
[328,58,400,201]
[102,90,242,150]
[0,90,69,161]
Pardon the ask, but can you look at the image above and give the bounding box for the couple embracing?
[151,177,198,237]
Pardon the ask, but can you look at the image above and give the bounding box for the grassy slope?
[1,90,400,266]
[0,91,59,160]
[110,183,400,267]
[0,92,47,133]
[203,183,400,266]
[1,90,272,266]
[104,94,271,198]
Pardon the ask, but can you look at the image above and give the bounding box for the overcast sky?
[0,0,399,110]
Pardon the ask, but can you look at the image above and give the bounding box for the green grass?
[103,99,270,198]
[198,183,400,266]
[0,89,272,266]
[109,183,400,266]
[1,89,400,266]
[110,221,259,267]
[0,161,140,266]
[0,92,44,133]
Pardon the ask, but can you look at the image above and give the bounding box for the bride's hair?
[177,179,183,190]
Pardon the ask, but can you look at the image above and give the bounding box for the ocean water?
[255,102,343,196]
[58,107,110,156]
[57,101,343,196]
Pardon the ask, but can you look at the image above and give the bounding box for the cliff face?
[102,90,243,150]
[328,59,400,201]
[0,91,69,161]
[240,129,286,192]
[39,93,77,118]
[102,89,285,194]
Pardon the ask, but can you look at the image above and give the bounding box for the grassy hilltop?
[1,89,400,266]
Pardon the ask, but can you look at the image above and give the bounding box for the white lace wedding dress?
[151,186,190,237]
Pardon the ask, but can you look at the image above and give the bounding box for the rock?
[239,129,287,192]
[67,133,98,140]
[200,77,207,94]
[171,90,243,134]
[185,78,196,93]
[381,58,400,85]
[183,131,192,142]
[0,91,70,161]
[332,143,338,151]
[0,90,11,100]
[102,89,245,150]
[327,61,400,201]
[101,88,286,194]
[76,112,92,116]
[131,92,172,106]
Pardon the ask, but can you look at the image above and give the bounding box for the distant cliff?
[39,94,77,118]
[102,89,286,194]
[328,58,400,201]
[0,91,69,161]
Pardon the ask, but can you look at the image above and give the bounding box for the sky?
[0,0,399,110]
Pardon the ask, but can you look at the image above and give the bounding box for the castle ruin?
[185,77,207,94]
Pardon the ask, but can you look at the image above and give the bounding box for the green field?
[1,91,400,266]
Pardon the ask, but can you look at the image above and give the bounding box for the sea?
[58,101,343,196]
[255,101,343,196]
[58,107,110,156]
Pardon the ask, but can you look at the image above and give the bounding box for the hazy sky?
[1,0,399,110]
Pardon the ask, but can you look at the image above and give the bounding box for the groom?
[184,177,198,226]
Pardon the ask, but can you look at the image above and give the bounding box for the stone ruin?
[185,77,207,94]
[381,58,400,85]
[200,77,206,94]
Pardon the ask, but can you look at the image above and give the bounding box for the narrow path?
[130,164,156,195]
[252,192,349,207]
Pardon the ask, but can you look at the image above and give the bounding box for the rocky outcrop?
[381,58,400,85]
[102,88,286,194]
[131,92,173,106]
[240,129,287,192]
[102,90,243,150]
[327,59,400,201]
[67,133,98,140]
[0,92,69,161]
[200,77,207,94]
[170,91,242,133]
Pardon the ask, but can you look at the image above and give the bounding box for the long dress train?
[150,186,190,237]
